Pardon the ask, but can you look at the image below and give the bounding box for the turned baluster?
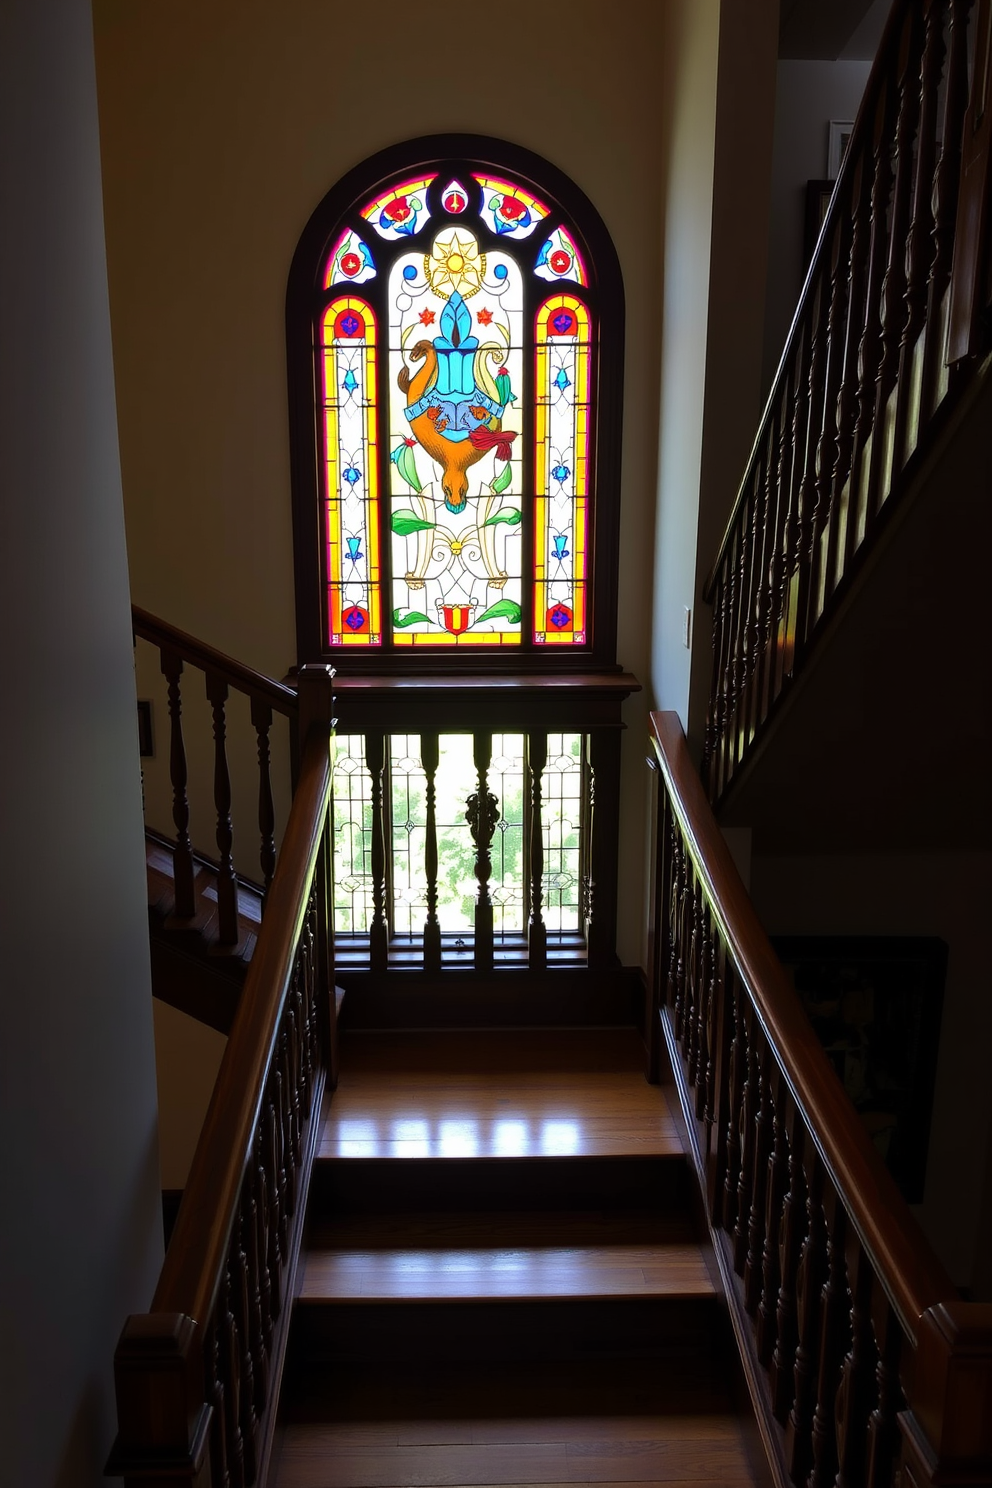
[465,732,498,972]
[807,208,853,636]
[771,1113,806,1422]
[251,698,276,906]
[702,560,726,793]
[702,914,719,1139]
[728,497,753,773]
[745,1036,772,1317]
[722,970,744,1237]
[686,873,703,1090]
[849,79,898,561]
[242,1178,268,1418]
[278,1030,297,1222]
[665,820,681,1016]
[733,1002,759,1277]
[895,0,946,469]
[221,1267,245,1488]
[738,452,767,753]
[694,904,711,1122]
[747,412,779,744]
[528,731,548,971]
[264,1093,285,1308]
[761,370,794,724]
[160,647,196,918]
[253,1140,273,1353]
[923,0,971,414]
[417,731,441,972]
[230,1209,258,1484]
[365,731,388,972]
[786,1148,826,1485]
[835,1240,879,1488]
[206,1310,231,1488]
[287,981,303,1167]
[865,1298,903,1488]
[792,268,831,669]
[757,1066,788,1366]
[869,6,926,516]
[827,147,873,597]
[205,672,239,946]
[776,323,813,692]
[809,1185,849,1488]
[706,554,733,800]
[673,834,690,1044]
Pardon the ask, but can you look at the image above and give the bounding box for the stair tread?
[308,1209,697,1248]
[319,1070,682,1161]
[300,1239,715,1303]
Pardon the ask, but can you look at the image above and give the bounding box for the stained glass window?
[291,140,621,670]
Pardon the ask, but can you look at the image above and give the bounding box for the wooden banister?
[648,710,992,1488]
[109,668,335,1487]
[132,605,298,715]
[702,0,992,805]
[154,724,331,1326]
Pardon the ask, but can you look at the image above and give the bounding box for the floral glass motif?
[473,175,549,239]
[387,228,524,646]
[320,297,381,646]
[534,295,591,645]
[324,228,377,289]
[535,226,587,287]
[362,175,436,241]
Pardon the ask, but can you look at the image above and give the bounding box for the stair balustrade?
[648,711,992,1488]
[108,667,336,1488]
[133,606,300,937]
[703,0,992,804]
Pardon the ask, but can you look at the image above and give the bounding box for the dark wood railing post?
[527,731,548,971]
[160,646,197,919]
[585,725,622,969]
[466,731,497,973]
[107,1313,212,1486]
[421,731,442,974]
[364,731,389,974]
[898,1302,992,1487]
[251,697,276,905]
[296,663,335,1061]
[948,0,992,363]
[205,671,239,947]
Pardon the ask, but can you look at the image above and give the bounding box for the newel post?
[107,1313,212,1487]
[898,1301,992,1487]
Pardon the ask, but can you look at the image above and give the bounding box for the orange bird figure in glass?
[398,290,516,513]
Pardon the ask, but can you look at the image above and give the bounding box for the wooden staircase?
[268,1028,763,1488]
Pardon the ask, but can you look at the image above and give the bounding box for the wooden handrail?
[701,0,990,806]
[650,711,951,1339]
[704,0,909,595]
[132,604,298,715]
[154,724,331,1326]
[648,710,992,1488]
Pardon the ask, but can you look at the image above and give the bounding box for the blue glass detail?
[343,466,361,485]
[342,369,358,394]
[346,537,363,562]
[554,369,571,391]
[552,534,569,559]
[550,606,571,629]
[494,264,508,280]
[551,464,570,483]
[402,264,417,281]
[552,311,575,335]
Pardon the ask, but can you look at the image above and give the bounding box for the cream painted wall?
[152,1001,227,1190]
[92,0,677,963]
[651,0,780,762]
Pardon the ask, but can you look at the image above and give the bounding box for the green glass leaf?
[390,444,422,492]
[392,608,431,627]
[489,463,513,496]
[391,510,435,536]
[483,506,522,528]
[476,599,522,625]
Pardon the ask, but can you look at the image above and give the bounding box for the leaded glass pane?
[535,226,587,286]
[331,736,375,932]
[361,175,436,241]
[542,733,582,932]
[321,298,381,647]
[533,295,592,646]
[324,228,376,288]
[473,175,549,239]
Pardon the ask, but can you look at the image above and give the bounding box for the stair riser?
[289,1295,726,1367]
[310,1154,689,1216]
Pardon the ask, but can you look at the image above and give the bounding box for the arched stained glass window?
[288,136,624,673]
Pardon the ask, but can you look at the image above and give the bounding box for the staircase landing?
[272,1028,762,1488]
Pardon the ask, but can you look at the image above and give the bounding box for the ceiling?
[779,0,890,60]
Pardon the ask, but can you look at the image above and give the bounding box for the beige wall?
[153,1001,228,1190]
[92,0,683,962]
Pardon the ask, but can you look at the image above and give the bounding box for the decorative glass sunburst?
[424,230,486,301]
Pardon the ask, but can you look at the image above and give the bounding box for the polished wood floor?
[272,1029,759,1488]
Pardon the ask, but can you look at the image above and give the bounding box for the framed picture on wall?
[770,935,947,1204]
[828,119,854,179]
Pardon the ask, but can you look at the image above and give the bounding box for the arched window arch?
[287,135,625,673]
